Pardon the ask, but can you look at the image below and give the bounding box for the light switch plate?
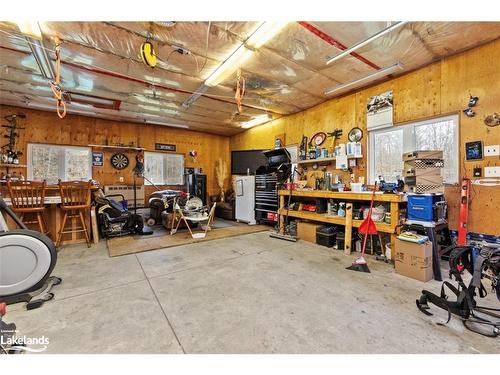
[484,166,500,177]
[485,145,500,157]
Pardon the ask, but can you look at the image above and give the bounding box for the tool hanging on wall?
[327,128,343,149]
[50,38,66,119]
[235,69,245,114]
[457,178,471,246]
[1,114,25,165]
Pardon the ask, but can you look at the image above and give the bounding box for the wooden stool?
[56,180,92,248]
[7,180,50,235]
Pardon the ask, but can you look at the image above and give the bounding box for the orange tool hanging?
[235,68,245,114]
[50,37,66,119]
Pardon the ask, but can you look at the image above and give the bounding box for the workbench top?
[278,189,406,203]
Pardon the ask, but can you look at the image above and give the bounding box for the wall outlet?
[484,145,500,157]
[484,166,500,177]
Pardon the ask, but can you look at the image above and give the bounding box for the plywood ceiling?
[0,21,499,135]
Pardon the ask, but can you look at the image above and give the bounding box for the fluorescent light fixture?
[144,120,189,129]
[27,37,55,80]
[241,114,272,129]
[204,22,288,88]
[246,21,289,49]
[182,84,209,108]
[326,21,408,65]
[324,62,404,96]
[16,21,42,40]
[70,93,115,106]
[204,45,253,87]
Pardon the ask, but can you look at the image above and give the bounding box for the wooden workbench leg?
[344,203,353,255]
[389,202,399,262]
[279,195,285,234]
[390,233,396,261]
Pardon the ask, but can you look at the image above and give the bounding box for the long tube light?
[241,114,272,129]
[144,119,189,129]
[324,62,404,96]
[326,21,408,65]
[204,22,288,88]
[16,21,42,40]
[26,37,55,80]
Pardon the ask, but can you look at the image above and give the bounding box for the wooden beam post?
[344,203,353,255]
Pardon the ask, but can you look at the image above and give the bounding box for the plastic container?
[407,193,445,221]
[316,226,337,248]
[351,183,363,192]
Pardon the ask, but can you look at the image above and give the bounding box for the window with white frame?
[368,114,459,184]
[28,143,92,184]
[144,152,184,185]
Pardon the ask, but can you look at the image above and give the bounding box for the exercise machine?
[416,242,500,337]
[0,198,61,310]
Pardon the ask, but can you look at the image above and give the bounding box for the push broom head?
[346,256,371,273]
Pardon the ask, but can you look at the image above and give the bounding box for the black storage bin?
[316,226,337,248]
[335,232,345,250]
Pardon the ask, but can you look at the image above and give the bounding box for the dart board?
[110,153,129,170]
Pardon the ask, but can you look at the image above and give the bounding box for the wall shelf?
[88,144,145,151]
[0,164,27,168]
[297,155,363,166]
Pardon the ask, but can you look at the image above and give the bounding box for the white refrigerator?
[235,175,256,225]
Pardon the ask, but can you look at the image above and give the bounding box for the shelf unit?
[278,189,405,259]
[88,144,145,151]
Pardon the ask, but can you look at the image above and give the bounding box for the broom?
[346,182,378,273]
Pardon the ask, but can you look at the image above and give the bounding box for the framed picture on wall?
[465,141,483,161]
[92,152,104,166]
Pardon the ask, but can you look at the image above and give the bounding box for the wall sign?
[465,141,483,161]
[155,143,176,152]
[92,152,104,166]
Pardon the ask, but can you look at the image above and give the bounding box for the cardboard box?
[404,174,443,186]
[395,239,433,282]
[297,221,323,243]
[403,150,443,162]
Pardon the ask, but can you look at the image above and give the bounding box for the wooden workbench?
[278,189,406,259]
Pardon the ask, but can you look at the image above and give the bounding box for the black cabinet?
[185,173,207,205]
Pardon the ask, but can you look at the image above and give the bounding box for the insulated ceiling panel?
[1,21,499,135]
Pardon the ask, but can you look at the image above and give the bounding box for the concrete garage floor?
[8,231,500,354]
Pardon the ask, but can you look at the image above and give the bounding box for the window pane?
[65,149,91,181]
[373,129,403,182]
[30,145,61,184]
[144,152,164,185]
[164,154,184,185]
[414,119,457,183]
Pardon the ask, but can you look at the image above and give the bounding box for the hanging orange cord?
[50,38,66,119]
[235,68,245,114]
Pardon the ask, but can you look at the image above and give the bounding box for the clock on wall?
[310,132,327,147]
[348,127,363,142]
[110,153,129,170]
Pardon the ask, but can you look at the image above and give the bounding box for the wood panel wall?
[0,105,231,199]
[230,39,500,235]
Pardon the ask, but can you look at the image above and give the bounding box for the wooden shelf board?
[297,155,363,165]
[278,189,405,203]
[88,144,145,151]
[279,209,394,233]
[0,164,27,168]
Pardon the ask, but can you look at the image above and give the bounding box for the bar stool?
[56,180,92,248]
[7,180,49,235]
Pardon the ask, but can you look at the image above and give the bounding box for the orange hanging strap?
[235,69,245,114]
[50,38,66,119]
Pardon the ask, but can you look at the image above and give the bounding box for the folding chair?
[171,201,216,239]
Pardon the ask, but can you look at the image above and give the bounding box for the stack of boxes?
[403,150,444,193]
